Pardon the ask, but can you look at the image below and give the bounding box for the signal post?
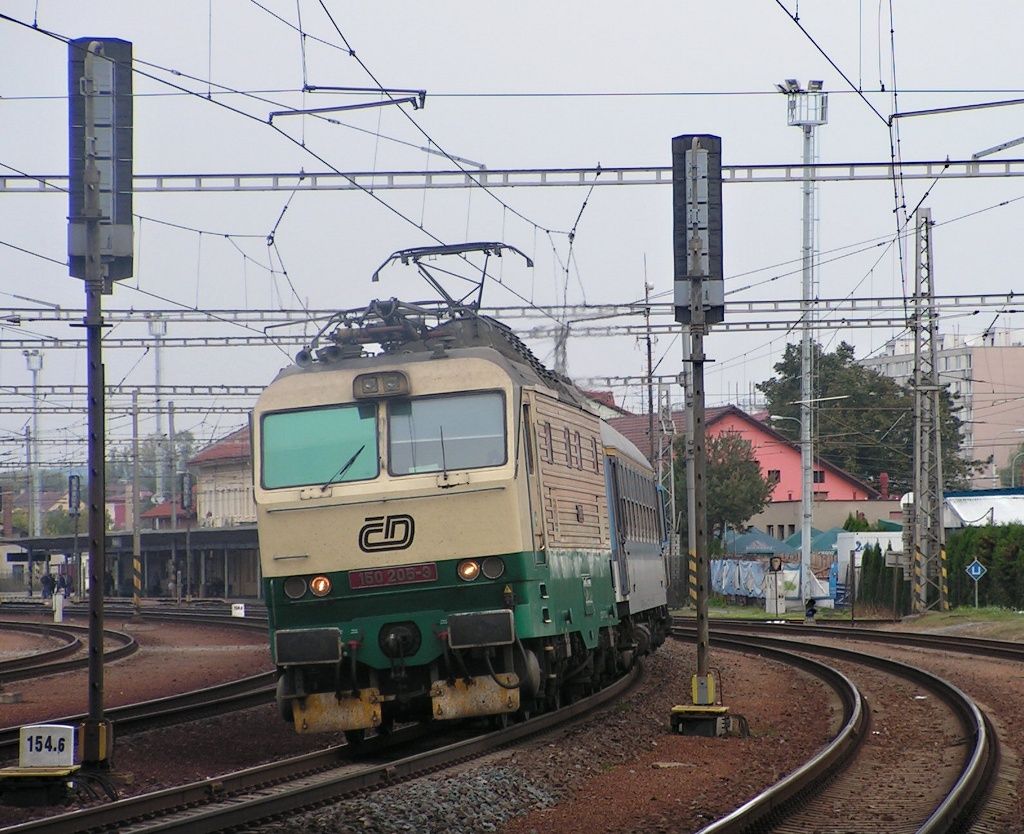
[69,37,134,772]
[669,134,731,737]
[0,36,134,805]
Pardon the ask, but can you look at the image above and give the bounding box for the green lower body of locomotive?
[266,548,629,733]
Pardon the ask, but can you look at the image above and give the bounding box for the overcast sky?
[2,1,1023,469]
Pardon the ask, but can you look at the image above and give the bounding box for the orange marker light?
[457,560,480,581]
[310,575,332,596]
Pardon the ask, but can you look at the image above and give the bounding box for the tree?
[10,508,28,537]
[674,431,775,544]
[43,508,84,536]
[843,512,871,532]
[757,340,979,494]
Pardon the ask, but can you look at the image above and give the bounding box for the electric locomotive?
[253,251,669,738]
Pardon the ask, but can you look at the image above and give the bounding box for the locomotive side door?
[520,394,547,556]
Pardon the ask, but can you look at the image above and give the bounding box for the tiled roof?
[140,501,196,520]
[189,425,250,466]
[607,406,729,459]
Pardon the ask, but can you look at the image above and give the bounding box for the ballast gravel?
[261,766,557,834]
[253,639,836,834]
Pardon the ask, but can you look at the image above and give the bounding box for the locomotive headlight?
[283,576,308,599]
[481,556,505,580]
[310,575,332,596]
[457,560,481,581]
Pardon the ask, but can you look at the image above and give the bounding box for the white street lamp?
[22,349,43,538]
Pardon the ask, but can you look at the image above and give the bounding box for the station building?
[0,425,260,600]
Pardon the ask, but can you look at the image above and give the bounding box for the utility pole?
[147,313,167,499]
[553,323,569,378]
[657,383,678,594]
[645,281,655,464]
[68,474,81,599]
[779,79,828,611]
[169,401,178,531]
[910,208,948,612]
[132,390,142,617]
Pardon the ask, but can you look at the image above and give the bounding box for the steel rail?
[669,628,866,834]
[0,672,274,763]
[675,627,995,834]
[675,616,1024,662]
[0,620,136,687]
[0,622,81,675]
[0,614,273,760]
[0,603,270,627]
[2,664,643,834]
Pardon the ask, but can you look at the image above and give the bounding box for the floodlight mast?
[779,79,828,613]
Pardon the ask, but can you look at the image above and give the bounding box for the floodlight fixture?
[23,349,43,372]
[147,313,167,338]
[781,78,829,127]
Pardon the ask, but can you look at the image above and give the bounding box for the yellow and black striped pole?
[939,545,949,611]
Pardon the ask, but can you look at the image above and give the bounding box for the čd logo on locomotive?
[358,514,416,552]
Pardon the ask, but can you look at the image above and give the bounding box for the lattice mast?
[911,208,948,612]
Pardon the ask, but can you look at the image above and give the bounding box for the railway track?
[0,614,274,761]
[671,625,996,833]
[675,616,1024,662]
[0,601,269,622]
[0,620,138,686]
[0,622,83,676]
[1,663,643,834]
[2,608,1009,831]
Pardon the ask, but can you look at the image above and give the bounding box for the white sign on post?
[19,724,76,768]
[231,603,246,618]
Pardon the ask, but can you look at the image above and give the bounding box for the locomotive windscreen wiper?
[320,444,366,492]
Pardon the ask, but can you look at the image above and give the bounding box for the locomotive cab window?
[388,391,506,475]
[261,403,379,489]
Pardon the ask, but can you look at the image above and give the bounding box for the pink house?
[708,406,878,502]
[606,403,897,537]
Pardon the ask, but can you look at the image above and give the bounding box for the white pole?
[800,120,814,607]
[781,80,827,609]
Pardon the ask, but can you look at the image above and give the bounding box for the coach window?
[388,391,506,475]
[261,403,378,489]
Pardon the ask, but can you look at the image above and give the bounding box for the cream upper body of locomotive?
[253,345,563,578]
